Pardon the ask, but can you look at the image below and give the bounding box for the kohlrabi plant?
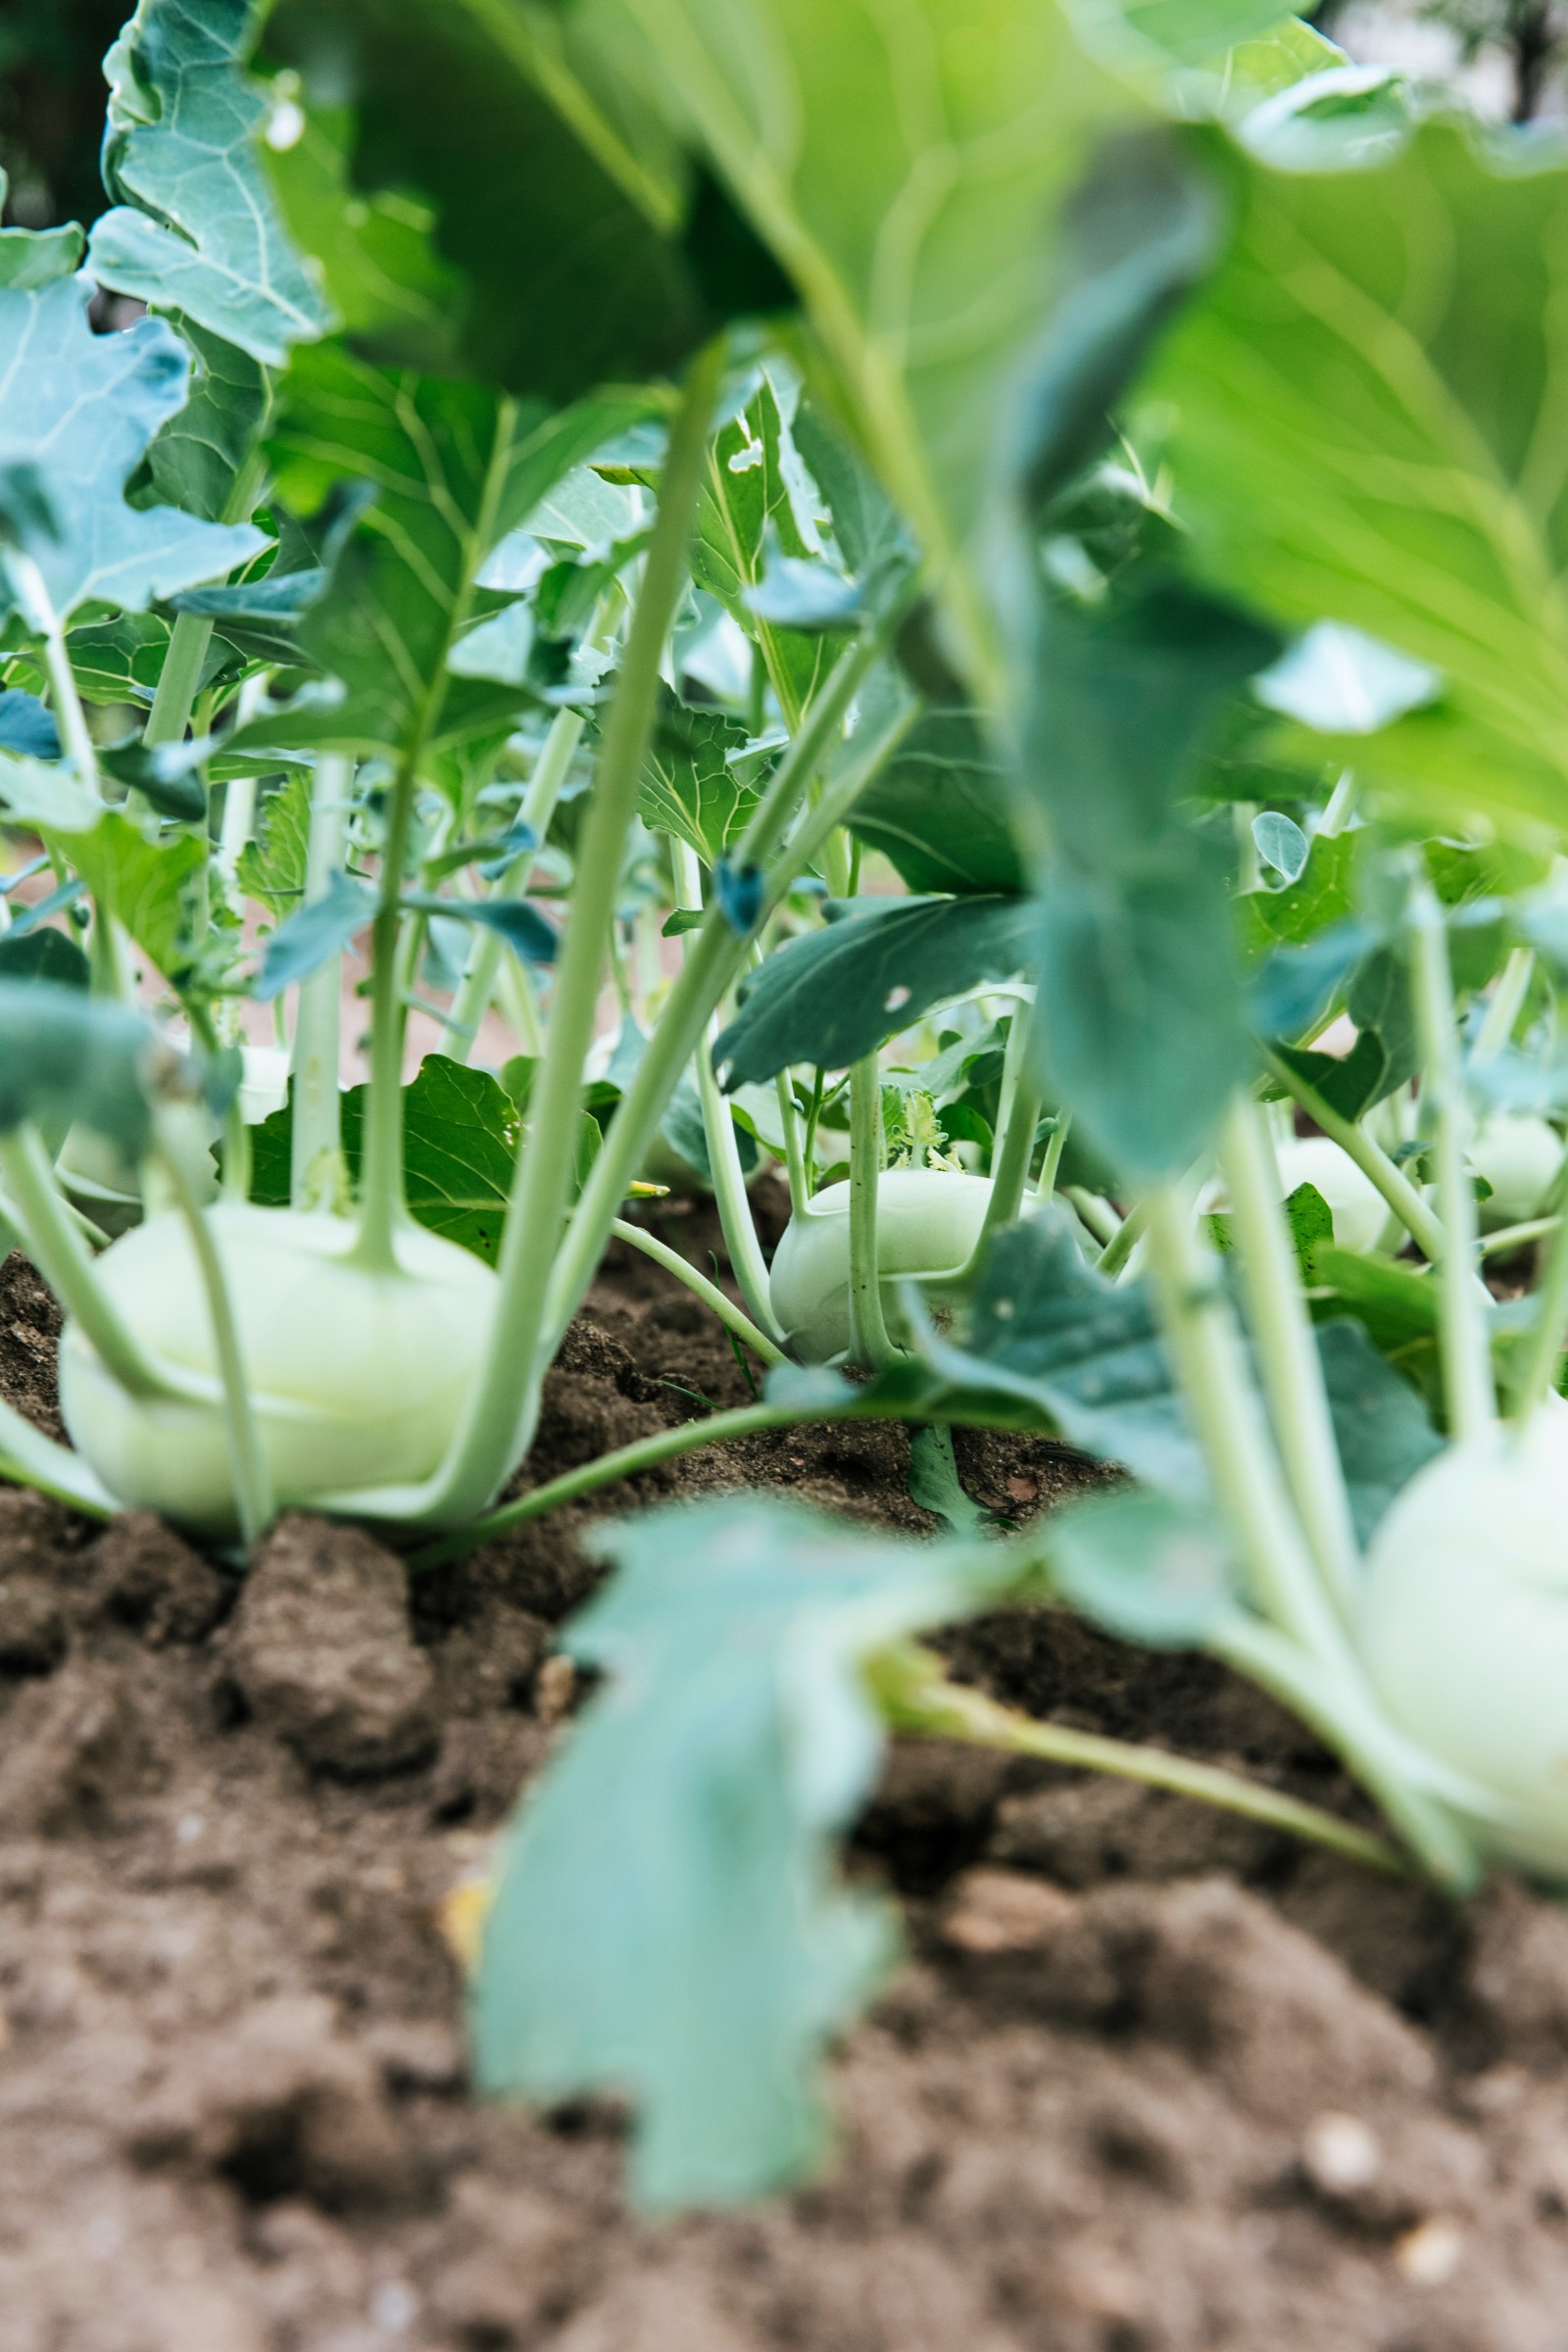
[13,0,1568,2230]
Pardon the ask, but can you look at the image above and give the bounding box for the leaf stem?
[848,1053,894,1369]
[1217,1095,1361,1623]
[445,707,585,1059]
[973,998,1043,1256]
[0,1396,115,1518]
[1261,1046,1446,1261]
[154,1123,274,1545]
[609,1215,786,1364]
[1408,878,1494,1443]
[867,1642,1406,1878]
[290,754,351,1210]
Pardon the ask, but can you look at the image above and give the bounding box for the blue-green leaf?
[473,1494,1013,2208]
[1050,1489,1241,1644]
[254,869,377,1000]
[88,0,331,365]
[0,981,154,1150]
[0,278,264,625]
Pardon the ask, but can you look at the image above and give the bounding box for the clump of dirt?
[4,1205,1568,2352]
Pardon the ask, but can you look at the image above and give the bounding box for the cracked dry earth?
[6,1188,1568,2352]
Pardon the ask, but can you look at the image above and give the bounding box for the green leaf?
[254,871,378,1000]
[0,278,265,625]
[1018,574,1278,1178]
[235,769,313,917]
[1315,1315,1443,1546]
[693,373,836,724]
[251,1054,521,1262]
[64,612,242,708]
[0,930,90,991]
[1049,1489,1240,1644]
[847,709,1024,896]
[1144,120,1568,837]
[136,319,271,524]
[0,169,84,290]
[1241,829,1357,951]
[911,1215,1204,1495]
[472,1493,1012,2207]
[98,735,211,824]
[64,816,210,983]
[0,981,154,1151]
[233,350,647,765]
[637,690,758,862]
[0,753,103,835]
[1251,808,1306,883]
[0,689,58,760]
[87,0,331,365]
[262,0,784,399]
[558,0,1132,688]
[714,896,1036,1087]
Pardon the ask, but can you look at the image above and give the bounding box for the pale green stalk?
[1097,1198,1147,1279]
[1217,1095,1360,1623]
[869,1642,1404,1878]
[290,754,352,1210]
[1320,768,1356,834]
[1483,1214,1558,1259]
[155,1123,274,1545]
[1143,1183,1479,1886]
[142,610,216,751]
[1473,945,1535,1063]
[675,841,783,1341]
[445,706,585,1060]
[1064,1186,1120,1248]
[774,1071,812,1217]
[1408,879,1494,1443]
[1261,1046,1446,1262]
[847,1052,894,1370]
[1036,1112,1070,1205]
[0,1396,115,1517]
[1511,1202,1568,1423]
[609,1216,786,1364]
[7,550,101,790]
[973,999,1043,1256]
[425,342,724,1519]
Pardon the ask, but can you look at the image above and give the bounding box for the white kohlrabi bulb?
[60,1203,497,1539]
[1275,1134,1390,1256]
[1358,1395,1568,1879]
[238,1044,293,1124]
[1470,1113,1563,1231]
[767,1167,994,1364]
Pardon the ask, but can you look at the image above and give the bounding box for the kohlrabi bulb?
[1470,1113,1562,1231]
[60,1203,497,1538]
[1359,1396,1568,1878]
[767,1168,994,1364]
[238,1043,293,1125]
[1275,1135,1389,1256]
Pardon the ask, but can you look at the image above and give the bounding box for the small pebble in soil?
[1302,2112,1383,2196]
[1395,2217,1465,2285]
[937,1866,1076,1954]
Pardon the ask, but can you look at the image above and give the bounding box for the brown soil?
[5,1186,1568,2352]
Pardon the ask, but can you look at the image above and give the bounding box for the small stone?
[1395,2218,1465,2286]
[939,1867,1078,1955]
[534,1652,577,1726]
[224,1516,436,1778]
[1302,2112,1383,2197]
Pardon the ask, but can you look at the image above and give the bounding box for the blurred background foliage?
[0,0,1564,241]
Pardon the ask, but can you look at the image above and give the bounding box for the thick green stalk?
[1217,1095,1361,1623]
[0,1126,206,1403]
[1036,1112,1070,1206]
[143,449,269,753]
[407,1390,867,1569]
[1064,1186,1120,1248]
[973,999,1043,1256]
[1409,880,1494,1443]
[155,1126,274,1545]
[1511,1201,1568,1423]
[1474,945,1535,1064]
[610,1216,786,1364]
[869,1642,1405,1878]
[290,754,351,1209]
[1261,1046,1446,1262]
[847,1053,894,1370]
[429,341,724,1516]
[774,1071,812,1218]
[445,707,585,1060]
[1097,1198,1146,1279]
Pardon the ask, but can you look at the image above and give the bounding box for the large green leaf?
[1145,120,1568,838]
[231,349,649,766]
[472,1493,1013,2207]
[714,895,1036,1086]
[637,690,758,862]
[847,708,1023,895]
[1018,574,1277,1179]
[261,0,786,398]
[0,278,264,626]
[692,373,836,725]
[0,170,83,290]
[88,0,331,366]
[250,1054,519,1261]
[0,982,155,1152]
[136,318,271,523]
[64,817,210,985]
[1314,1315,1442,1546]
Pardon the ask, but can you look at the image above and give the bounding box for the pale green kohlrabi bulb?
[60,1203,497,1539]
[767,1167,994,1364]
[1470,1113,1563,1231]
[1275,1134,1390,1256]
[1359,1394,1568,1879]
